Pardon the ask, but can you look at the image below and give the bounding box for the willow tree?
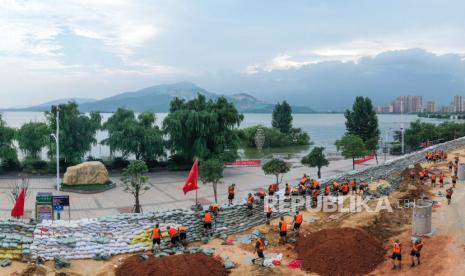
[163,95,244,163]
[102,108,164,162]
[0,114,17,167]
[46,102,101,164]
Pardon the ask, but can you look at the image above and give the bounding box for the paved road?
[0,156,392,219]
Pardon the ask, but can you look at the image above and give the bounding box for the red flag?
[11,188,26,218]
[183,160,198,194]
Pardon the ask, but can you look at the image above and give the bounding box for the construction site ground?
[3,149,465,276]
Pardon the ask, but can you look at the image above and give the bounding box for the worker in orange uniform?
[179,225,188,246]
[167,226,179,247]
[391,239,402,270]
[430,173,436,187]
[359,181,367,198]
[151,224,161,252]
[332,181,339,194]
[324,185,331,196]
[210,203,220,216]
[419,170,425,182]
[351,179,357,195]
[439,172,445,188]
[278,217,288,245]
[284,183,291,196]
[292,211,303,237]
[341,183,349,195]
[265,204,273,225]
[203,210,213,237]
[268,183,278,196]
[410,238,423,267]
[247,193,254,216]
[255,190,266,204]
[253,236,266,266]
[228,183,236,205]
[299,182,307,195]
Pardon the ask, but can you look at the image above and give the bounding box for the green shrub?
[22,159,48,174]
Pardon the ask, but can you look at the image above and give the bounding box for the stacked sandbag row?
[0,220,35,260]
[30,202,287,260]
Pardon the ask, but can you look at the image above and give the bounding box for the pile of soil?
[295,227,385,276]
[115,253,229,276]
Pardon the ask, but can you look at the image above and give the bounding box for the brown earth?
[114,253,229,276]
[295,227,385,276]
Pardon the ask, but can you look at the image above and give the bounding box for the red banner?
[225,160,261,167]
[354,155,374,165]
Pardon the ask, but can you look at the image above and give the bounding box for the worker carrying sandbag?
[151,224,161,252]
[391,239,402,270]
[167,226,179,247]
[410,238,423,268]
[203,210,213,237]
[179,225,188,246]
[253,236,266,266]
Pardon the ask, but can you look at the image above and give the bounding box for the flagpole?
[196,188,198,206]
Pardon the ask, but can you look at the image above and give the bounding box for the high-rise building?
[442,105,456,113]
[425,101,437,113]
[453,95,465,113]
[391,96,422,113]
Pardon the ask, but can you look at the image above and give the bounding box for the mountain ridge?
[2,82,314,113]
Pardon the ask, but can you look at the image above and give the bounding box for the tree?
[335,134,368,170]
[163,95,244,163]
[16,122,49,159]
[121,160,151,213]
[272,101,293,134]
[301,147,329,178]
[102,108,164,161]
[46,102,101,164]
[345,97,380,163]
[0,114,17,167]
[199,159,224,203]
[238,125,311,148]
[262,158,291,184]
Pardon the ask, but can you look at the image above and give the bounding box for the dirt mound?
[295,227,385,276]
[115,253,229,276]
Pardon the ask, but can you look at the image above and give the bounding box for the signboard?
[36,203,53,220]
[36,192,53,203]
[52,195,70,207]
[225,160,261,167]
[54,205,64,212]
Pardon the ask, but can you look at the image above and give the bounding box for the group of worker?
[391,238,424,270]
[411,154,460,205]
[151,224,188,251]
[424,150,448,163]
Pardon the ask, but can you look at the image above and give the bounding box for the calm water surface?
[1,112,456,159]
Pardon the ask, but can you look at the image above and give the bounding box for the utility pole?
[401,99,405,155]
[56,108,60,192]
[51,108,60,192]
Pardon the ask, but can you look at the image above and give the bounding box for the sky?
[1,0,465,109]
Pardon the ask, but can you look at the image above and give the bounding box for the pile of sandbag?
[0,220,34,260]
[30,203,286,260]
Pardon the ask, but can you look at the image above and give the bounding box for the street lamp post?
[51,108,60,192]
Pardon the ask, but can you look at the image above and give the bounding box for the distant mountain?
[1,98,96,112]
[5,82,313,113]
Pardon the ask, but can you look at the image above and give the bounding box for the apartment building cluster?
[375,95,465,114]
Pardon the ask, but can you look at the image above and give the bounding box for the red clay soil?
[115,253,229,276]
[295,227,385,276]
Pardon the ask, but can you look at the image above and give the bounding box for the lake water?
[1,112,455,159]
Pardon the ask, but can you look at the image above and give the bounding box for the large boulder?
[63,161,109,185]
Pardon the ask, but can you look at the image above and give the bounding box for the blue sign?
[54,205,64,212]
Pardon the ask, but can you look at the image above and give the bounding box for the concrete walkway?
[0,156,393,219]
